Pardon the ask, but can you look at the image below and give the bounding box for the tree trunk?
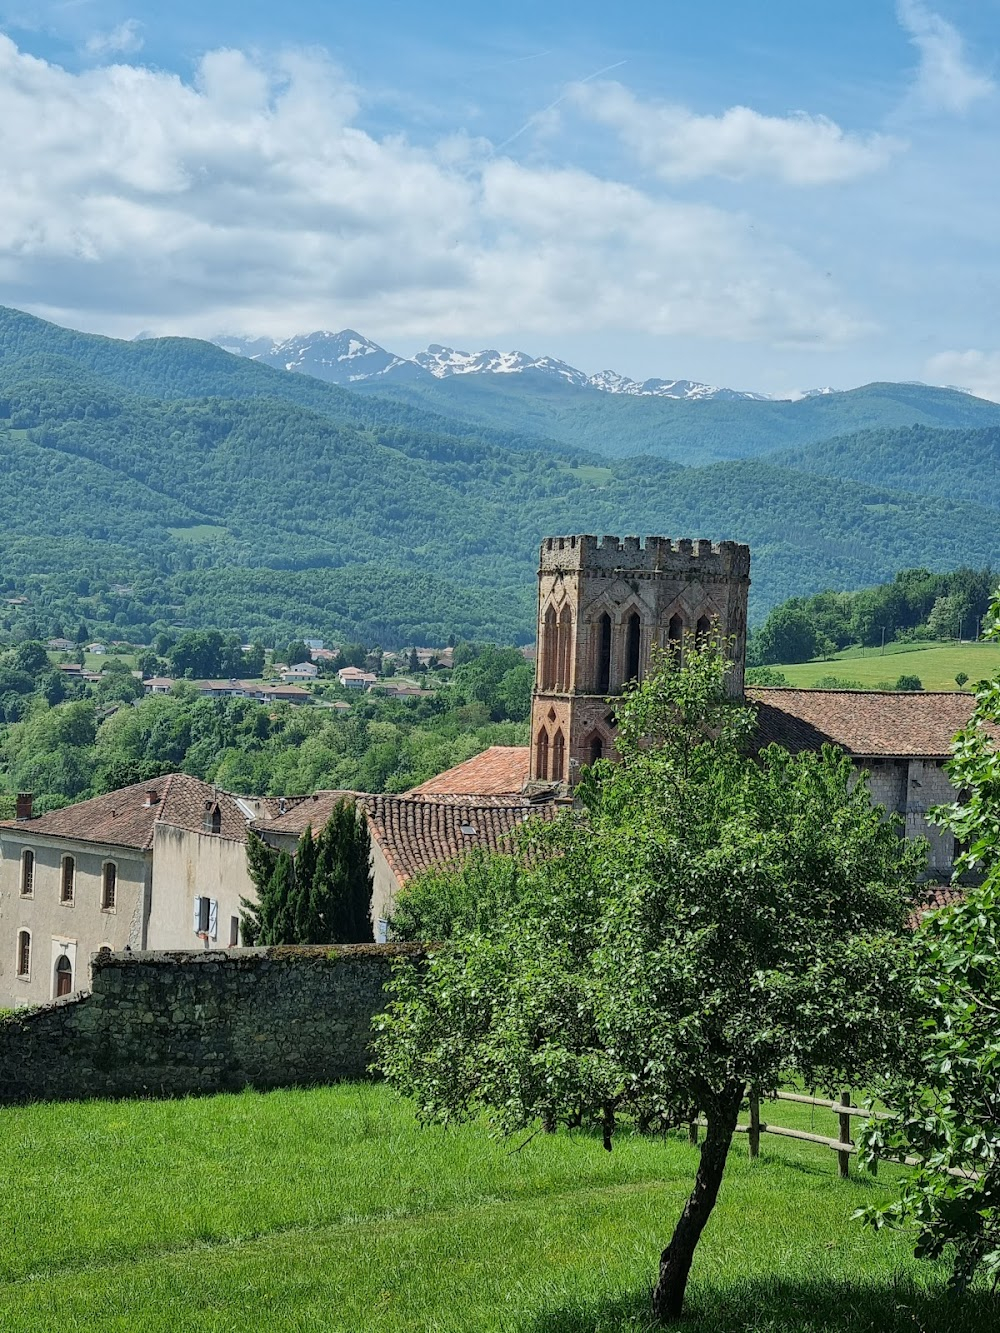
[651,1082,744,1323]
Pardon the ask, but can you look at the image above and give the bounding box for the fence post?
[838,1090,852,1179]
[748,1086,760,1159]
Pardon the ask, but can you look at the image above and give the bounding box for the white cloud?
[0,36,867,347]
[897,0,994,113]
[925,349,1000,401]
[85,19,144,58]
[569,81,899,185]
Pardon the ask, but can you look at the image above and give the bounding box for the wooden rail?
[690,1089,979,1182]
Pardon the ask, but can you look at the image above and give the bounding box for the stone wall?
[0,944,424,1105]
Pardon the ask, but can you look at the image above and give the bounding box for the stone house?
[0,776,256,1008]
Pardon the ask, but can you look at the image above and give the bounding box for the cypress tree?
[313,799,374,943]
[293,824,319,940]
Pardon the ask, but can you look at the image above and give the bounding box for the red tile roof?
[407,746,531,797]
[747,688,976,759]
[362,794,555,884]
[0,774,251,851]
[252,790,360,838]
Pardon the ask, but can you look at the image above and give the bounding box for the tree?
[895,673,923,691]
[955,671,969,688]
[751,605,818,665]
[285,639,311,666]
[858,603,1000,1290]
[376,643,922,1321]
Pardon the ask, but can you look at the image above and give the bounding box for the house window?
[54,954,73,998]
[229,915,239,947]
[193,896,218,939]
[625,611,641,683]
[551,729,566,782]
[19,849,34,897]
[16,930,30,979]
[61,856,75,904]
[535,727,550,781]
[595,613,612,694]
[102,862,117,910]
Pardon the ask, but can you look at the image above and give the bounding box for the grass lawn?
[770,640,1000,691]
[0,1084,991,1332]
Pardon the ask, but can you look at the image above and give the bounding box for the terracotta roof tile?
[362,794,555,884]
[407,746,531,797]
[747,688,976,758]
[252,790,360,838]
[0,774,251,851]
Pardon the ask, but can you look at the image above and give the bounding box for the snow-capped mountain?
[211,329,789,401]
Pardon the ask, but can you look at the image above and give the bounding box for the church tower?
[528,535,751,789]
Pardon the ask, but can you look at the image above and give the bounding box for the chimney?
[15,792,33,821]
[144,789,160,808]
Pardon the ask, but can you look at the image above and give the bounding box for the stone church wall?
[0,944,424,1105]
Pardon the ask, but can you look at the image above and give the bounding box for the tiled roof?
[0,774,251,851]
[362,794,555,884]
[914,884,965,914]
[747,688,976,758]
[407,746,531,797]
[252,790,360,838]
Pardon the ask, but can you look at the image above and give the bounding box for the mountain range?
[211,329,774,401]
[1,304,998,647]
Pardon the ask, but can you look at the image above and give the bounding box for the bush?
[955,671,969,687]
[745,666,788,686]
[895,674,923,691]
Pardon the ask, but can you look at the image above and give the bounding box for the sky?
[2,1,999,397]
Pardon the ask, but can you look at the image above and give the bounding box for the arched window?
[557,604,573,690]
[551,729,566,782]
[102,862,117,911]
[61,856,75,904]
[16,930,30,978]
[696,614,712,647]
[589,735,604,765]
[19,849,34,897]
[668,613,684,665]
[625,611,641,683]
[54,955,73,999]
[541,605,557,690]
[535,727,550,781]
[595,612,612,694]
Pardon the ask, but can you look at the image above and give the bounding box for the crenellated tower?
[527,534,751,789]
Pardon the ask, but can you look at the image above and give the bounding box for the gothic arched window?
[551,729,565,782]
[668,613,683,665]
[589,734,604,765]
[535,727,550,781]
[557,605,573,690]
[541,605,557,689]
[696,614,712,647]
[595,612,611,694]
[625,611,641,683]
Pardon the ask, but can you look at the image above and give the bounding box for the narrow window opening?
[589,735,604,765]
[557,605,573,690]
[16,930,30,978]
[535,727,550,781]
[542,605,557,690]
[668,613,684,665]
[696,615,712,647]
[102,862,117,910]
[551,729,565,782]
[625,611,641,683]
[19,849,33,897]
[55,954,73,998]
[595,613,611,694]
[229,915,240,947]
[61,856,75,904]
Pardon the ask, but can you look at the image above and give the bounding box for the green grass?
[772,641,1000,691]
[0,1083,989,1332]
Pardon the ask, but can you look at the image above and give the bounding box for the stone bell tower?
[527,534,751,789]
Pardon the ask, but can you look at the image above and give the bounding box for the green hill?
[1,307,999,646]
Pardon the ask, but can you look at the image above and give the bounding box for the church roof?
[362,794,554,885]
[746,688,975,759]
[407,746,532,797]
[0,774,251,851]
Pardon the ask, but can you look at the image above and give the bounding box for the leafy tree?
[895,674,923,691]
[744,666,788,686]
[376,643,922,1321]
[751,605,818,664]
[859,606,1000,1290]
[955,671,969,688]
[285,640,311,666]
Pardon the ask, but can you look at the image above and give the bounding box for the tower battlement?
[539,535,750,579]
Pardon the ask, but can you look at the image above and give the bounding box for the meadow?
[0,1083,991,1333]
[771,639,1000,691]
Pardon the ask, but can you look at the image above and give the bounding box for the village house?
[337,666,378,690]
[0,777,257,1008]
[280,661,319,681]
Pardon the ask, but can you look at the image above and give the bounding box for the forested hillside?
[2,307,999,646]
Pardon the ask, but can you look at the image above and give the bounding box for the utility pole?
[880,625,886,657]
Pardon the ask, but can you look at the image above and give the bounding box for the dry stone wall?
[0,945,424,1105]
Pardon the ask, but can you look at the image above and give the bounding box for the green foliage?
[376,644,923,1319]
[389,850,525,942]
[744,666,789,686]
[955,671,970,687]
[895,674,923,691]
[858,598,1000,1290]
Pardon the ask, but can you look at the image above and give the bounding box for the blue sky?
[2,1,999,396]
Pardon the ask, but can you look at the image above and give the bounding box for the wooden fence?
[691,1089,979,1181]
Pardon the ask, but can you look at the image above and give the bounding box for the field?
[0,1084,990,1333]
[772,640,1000,691]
